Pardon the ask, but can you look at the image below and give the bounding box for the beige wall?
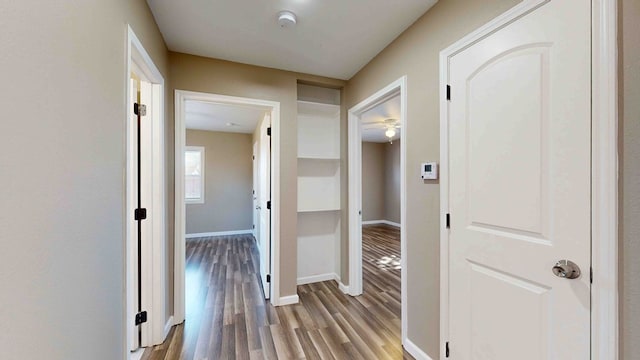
[361,141,401,223]
[620,0,639,358]
[169,52,345,297]
[344,0,521,356]
[186,130,253,234]
[384,140,401,224]
[362,142,386,221]
[0,0,169,358]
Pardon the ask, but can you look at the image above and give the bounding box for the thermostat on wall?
[421,162,438,180]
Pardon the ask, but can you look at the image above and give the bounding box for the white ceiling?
[146,0,437,80]
[185,100,268,133]
[361,94,401,143]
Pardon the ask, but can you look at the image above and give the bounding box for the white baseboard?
[129,348,144,360]
[362,219,401,228]
[297,273,350,295]
[297,273,337,285]
[337,280,350,294]
[278,294,299,306]
[403,337,433,360]
[163,315,174,339]
[185,229,253,239]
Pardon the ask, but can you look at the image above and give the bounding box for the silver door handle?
[552,260,581,279]
[256,206,261,210]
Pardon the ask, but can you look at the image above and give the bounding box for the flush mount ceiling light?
[277,11,297,28]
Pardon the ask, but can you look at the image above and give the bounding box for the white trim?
[296,272,349,293]
[163,316,174,339]
[278,294,300,306]
[185,230,253,239]
[125,25,167,356]
[591,0,619,358]
[361,219,401,227]
[438,1,619,358]
[184,146,205,204]
[129,349,144,360]
[297,272,338,285]
[337,281,350,294]
[348,76,408,347]
[175,90,282,320]
[404,337,434,360]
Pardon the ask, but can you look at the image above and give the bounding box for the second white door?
[447,0,591,358]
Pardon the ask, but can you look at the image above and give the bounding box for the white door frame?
[348,76,408,344]
[174,90,282,324]
[125,25,168,356]
[438,1,618,359]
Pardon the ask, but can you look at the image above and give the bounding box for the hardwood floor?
[141,224,409,359]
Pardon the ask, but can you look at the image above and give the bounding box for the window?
[185,146,204,204]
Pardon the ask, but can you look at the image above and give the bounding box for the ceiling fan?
[362,118,400,143]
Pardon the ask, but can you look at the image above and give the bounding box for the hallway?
[142,225,408,359]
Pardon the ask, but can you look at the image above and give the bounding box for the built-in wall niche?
[298,158,340,212]
[296,83,342,286]
[297,211,341,284]
[297,101,340,159]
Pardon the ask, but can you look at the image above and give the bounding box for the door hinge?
[134,208,147,221]
[445,342,450,357]
[253,155,255,160]
[446,85,451,101]
[267,127,271,136]
[134,103,147,116]
[135,311,148,325]
[266,274,271,283]
[267,201,271,210]
[590,267,593,284]
[253,224,255,229]
[446,213,450,229]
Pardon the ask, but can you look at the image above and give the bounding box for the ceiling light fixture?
[385,128,396,144]
[277,11,297,28]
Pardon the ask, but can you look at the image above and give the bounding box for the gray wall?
[384,140,401,224]
[344,0,522,355]
[362,142,386,221]
[186,130,253,234]
[0,0,170,358]
[361,141,401,223]
[620,0,640,357]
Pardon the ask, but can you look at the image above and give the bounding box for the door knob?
[552,260,581,279]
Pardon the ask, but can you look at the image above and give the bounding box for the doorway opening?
[348,76,408,345]
[125,26,167,358]
[174,91,281,329]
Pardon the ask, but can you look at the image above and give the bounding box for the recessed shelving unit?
[296,84,342,285]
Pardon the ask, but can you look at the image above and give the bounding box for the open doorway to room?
[359,93,402,310]
[348,77,407,345]
[173,91,281,357]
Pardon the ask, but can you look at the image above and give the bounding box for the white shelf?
[298,156,340,161]
[298,207,341,213]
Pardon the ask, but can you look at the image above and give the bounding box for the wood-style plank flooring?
[142,224,409,359]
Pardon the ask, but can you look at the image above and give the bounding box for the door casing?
[347,76,408,350]
[174,90,282,325]
[438,0,619,358]
[125,25,168,356]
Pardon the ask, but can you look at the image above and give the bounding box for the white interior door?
[128,76,140,352]
[447,0,591,359]
[253,141,259,239]
[258,114,271,298]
